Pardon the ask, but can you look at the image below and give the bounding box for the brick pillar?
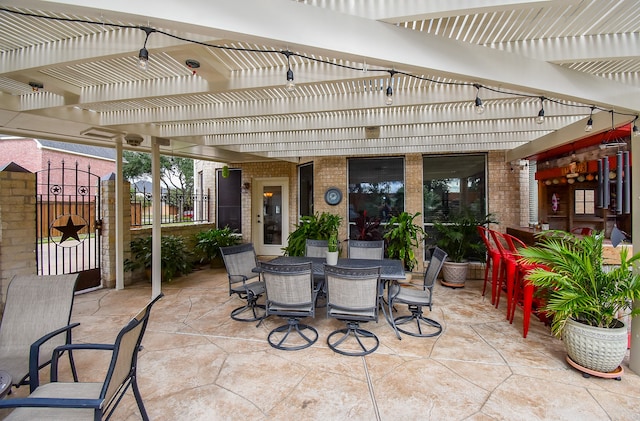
[0,167,37,308]
[100,177,132,288]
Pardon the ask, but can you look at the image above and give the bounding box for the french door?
[252,178,289,255]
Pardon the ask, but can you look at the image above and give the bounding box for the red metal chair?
[477,226,502,304]
[504,233,548,338]
[488,230,517,316]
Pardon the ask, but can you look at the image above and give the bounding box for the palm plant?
[518,231,640,336]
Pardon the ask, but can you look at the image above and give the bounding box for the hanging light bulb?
[585,106,594,132]
[385,70,396,106]
[385,85,393,105]
[473,84,485,114]
[286,68,295,91]
[137,27,155,71]
[536,97,545,124]
[283,51,295,91]
[137,47,149,71]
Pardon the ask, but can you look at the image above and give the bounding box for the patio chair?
[325,265,381,356]
[347,240,384,260]
[387,247,447,340]
[220,243,266,323]
[0,293,163,421]
[0,274,79,393]
[260,261,319,350]
[477,226,501,303]
[305,239,328,258]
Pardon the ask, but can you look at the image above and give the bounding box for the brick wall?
[487,151,522,232]
[0,170,37,308]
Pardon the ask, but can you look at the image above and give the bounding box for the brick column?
[100,177,132,288]
[0,167,37,308]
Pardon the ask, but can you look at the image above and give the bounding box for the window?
[423,154,487,223]
[574,189,595,215]
[348,157,404,239]
[216,168,241,232]
[298,163,313,217]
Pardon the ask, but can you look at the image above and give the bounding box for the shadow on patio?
[3,266,640,420]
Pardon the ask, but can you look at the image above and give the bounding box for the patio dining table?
[264,256,406,281]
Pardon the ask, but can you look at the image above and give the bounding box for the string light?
[137,27,155,71]
[536,97,545,124]
[283,51,295,91]
[585,106,595,132]
[385,71,396,106]
[1,6,637,126]
[473,84,485,114]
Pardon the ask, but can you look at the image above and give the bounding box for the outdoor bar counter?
[506,226,633,265]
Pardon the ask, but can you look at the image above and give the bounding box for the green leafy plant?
[433,209,496,262]
[518,231,640,336]
[125,235,193,281]
[328,230,339,253]
[195,226,241,264]
[383,211,425,271]
[283,212,342,256]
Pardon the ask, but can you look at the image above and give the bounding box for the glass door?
[253,178,288,255]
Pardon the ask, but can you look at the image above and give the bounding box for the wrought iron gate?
[35,161,102,291]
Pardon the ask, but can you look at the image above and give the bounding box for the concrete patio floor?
[3,265,640,420]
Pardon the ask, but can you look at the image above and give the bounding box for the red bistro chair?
[488,230,517,316]
[504,233,548,338]
[477,226,502,304]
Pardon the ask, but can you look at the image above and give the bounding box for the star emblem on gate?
[52,216,86,243]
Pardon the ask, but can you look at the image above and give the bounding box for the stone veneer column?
[0,168,37,308]
[100,177,132,288]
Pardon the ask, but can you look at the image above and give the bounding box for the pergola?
[1,0,639,366]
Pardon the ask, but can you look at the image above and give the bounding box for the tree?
[123,151,194,209]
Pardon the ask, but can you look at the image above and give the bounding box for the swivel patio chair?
[304,239,328,306]
[387,247,447,340]
[260,261,319,350]
[220,243,266,323]
[324,265,381,356]
[0,293,163,421]
[347,240,384,260]
[305,239,328,258]
[0,274,79,393]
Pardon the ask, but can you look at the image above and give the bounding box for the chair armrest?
[29,322,80,392]
[50,343,114,381]
[0,397,103,410]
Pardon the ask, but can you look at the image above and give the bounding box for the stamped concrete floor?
[3,266,640,420]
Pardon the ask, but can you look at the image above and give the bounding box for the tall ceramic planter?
[563,318,628,373]
[440,261,469,288]
[326,251,339,266]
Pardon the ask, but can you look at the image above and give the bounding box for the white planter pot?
[563,318,628,373]
[441,261,469,287]
[326,251,339,266]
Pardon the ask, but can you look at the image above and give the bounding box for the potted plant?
[326,230,339,265]
[125,234,194,281]
[518,231,640,374]
[283,212,342,256]
[383,211,425,273]
[195,226,241,267]
[433,209,496,287]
